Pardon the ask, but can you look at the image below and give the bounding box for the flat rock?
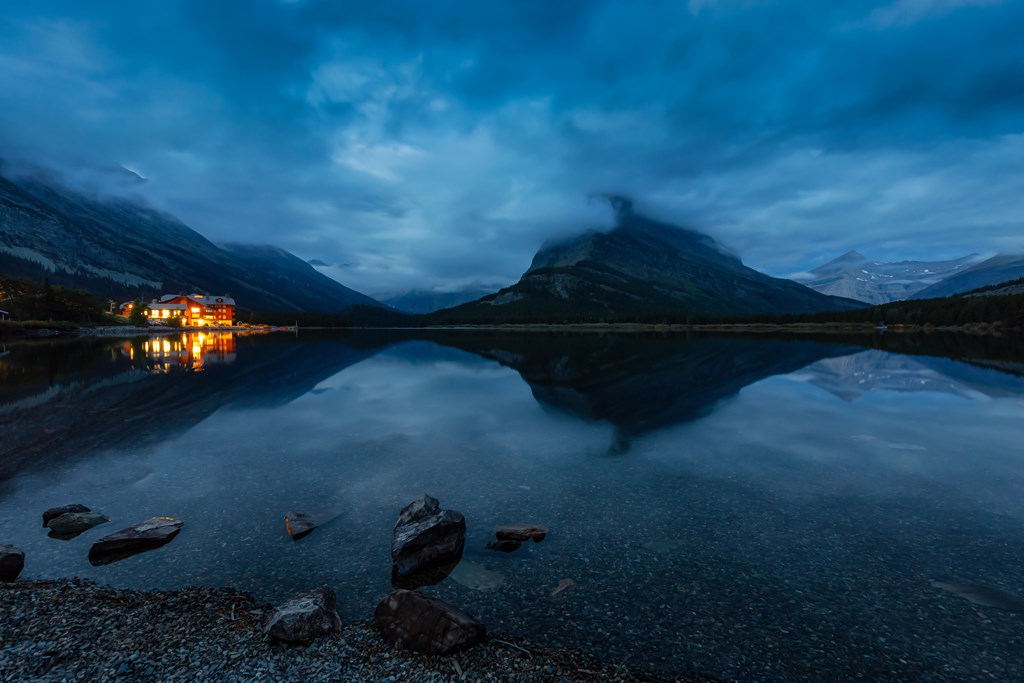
[42,504,90,527]
[265,586,342,645]
[88,517,184,566]
[391,495,465,589]
[0,545,25,581]
[374,589,486,655]
[46,512,111,539]
[495,524,548,543]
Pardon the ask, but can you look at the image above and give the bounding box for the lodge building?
[121,293,236,327]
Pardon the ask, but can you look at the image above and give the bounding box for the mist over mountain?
[0,161,383,312]
[433,196,863,322]
[382,287,498,314]
[799,251,983,305]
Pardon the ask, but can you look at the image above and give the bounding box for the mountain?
[383,287,496,314]
[431,196,862,322]
[910,254,1024,300]
[798,251,981,305]
[0,161,383,312]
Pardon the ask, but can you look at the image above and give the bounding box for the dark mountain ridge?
[0,161,383,312]
[432,196,862,322]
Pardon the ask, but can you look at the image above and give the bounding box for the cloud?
[869,0,1003,28]
[0,0,1022,295]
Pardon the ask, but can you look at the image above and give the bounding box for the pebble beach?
[0,580,710,682]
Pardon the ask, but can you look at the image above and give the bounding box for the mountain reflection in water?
[3,331,1024,482]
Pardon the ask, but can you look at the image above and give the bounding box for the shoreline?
[0,579,708,682]
[0,320,1017,340]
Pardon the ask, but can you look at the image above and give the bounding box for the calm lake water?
[2,331,1023,681]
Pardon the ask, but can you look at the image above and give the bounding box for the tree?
[128,300,150,326]
[167,313,183,328]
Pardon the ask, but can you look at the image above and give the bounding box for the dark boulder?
[46,512,111,540]
[264,586,342,645]
[495,524,548,543]
[374,589,486,655]
[391,494,465,589]
[42,504,90,527]
[0,545,25,581]
[88,517,184,566]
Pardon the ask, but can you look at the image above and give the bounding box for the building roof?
[189,294,235,306]
[148,303,188,310]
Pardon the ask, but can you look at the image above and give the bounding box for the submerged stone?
[46,512,111,539]
[88,517,184,566]
[0,545,25,581]
[42,504,90,527]
[495,524,548,543]
[486,539,522,553]
[450,561,505,591]
[934,580,1024,612]
[265,586,342,645]
[374,589,486,655]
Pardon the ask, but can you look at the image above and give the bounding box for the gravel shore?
[0,580,712,682]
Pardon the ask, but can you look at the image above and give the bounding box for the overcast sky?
[2,0,1022,295]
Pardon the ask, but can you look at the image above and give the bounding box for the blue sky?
[1,0,1022,295]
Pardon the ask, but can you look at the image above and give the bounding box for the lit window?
[162,310,170,318]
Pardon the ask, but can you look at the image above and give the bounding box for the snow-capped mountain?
[797,251,982,305]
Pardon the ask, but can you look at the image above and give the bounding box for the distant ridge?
[432,195,862,322]
[911,254,1024,300]
[799,251,982,305]
[383,287,497,314]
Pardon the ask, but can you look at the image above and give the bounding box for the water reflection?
[1,331,1024,681]
[124,332,237,372]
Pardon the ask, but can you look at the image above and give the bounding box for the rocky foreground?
[0,580,710,682]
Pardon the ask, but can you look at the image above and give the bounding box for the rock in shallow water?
[88,517,184,566]
[264,586,342,645]
[0,545,25,581]
[42,504,90,527]
[495,524,548,543]
[283,509,342,540]
[391,495,465,589]
[374,589,486,655]
[46,512,111,539]
[284,512,316,540]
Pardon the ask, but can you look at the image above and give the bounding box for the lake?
[2,330,1023,681]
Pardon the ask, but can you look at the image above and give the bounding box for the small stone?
[42,504,90,527]
[374,589,486,655]
[264,586,342,645]
[0,544,25,581]
[284,512,316,540]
